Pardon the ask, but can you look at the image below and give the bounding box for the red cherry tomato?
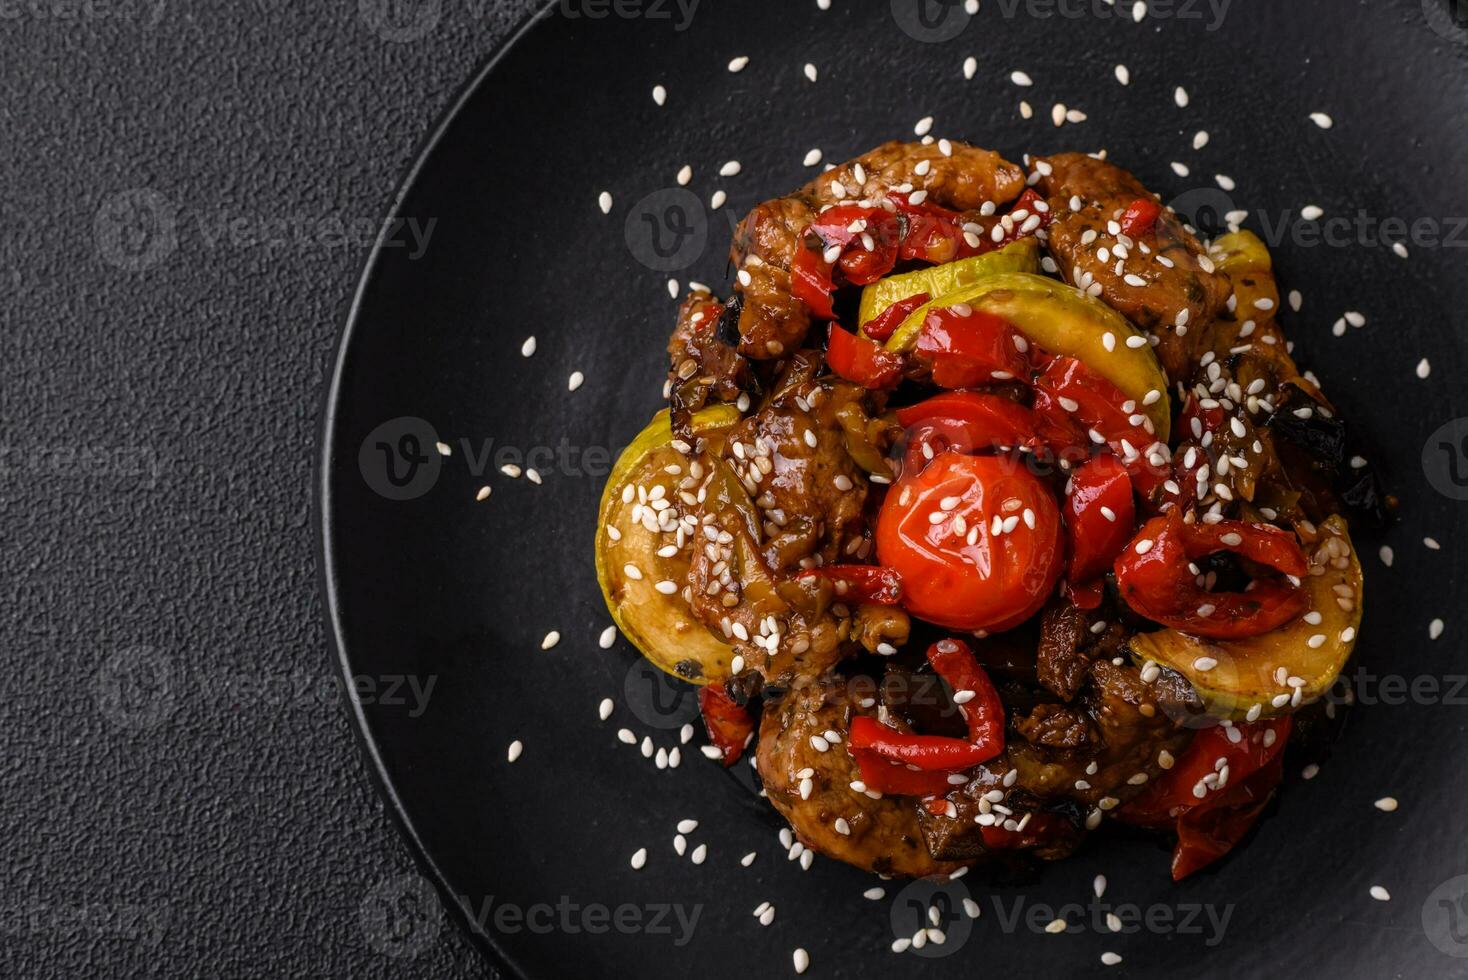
[1064,454,1136,584]
[876,451,1063,633]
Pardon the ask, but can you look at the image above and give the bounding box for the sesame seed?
[507,739,523,763]
[1194,657,1218,672]
[1134,538,1154,555]
[475,485,491,502]
[1380,545,1394,567]
[1375,797,1399,812]
[1430,618,1445,640]
[727,55,748,72]
[1417,357,1431,379]
[1426,536,1442,550]
[803,62,817,82]
[1369,885,1391,902]
[719,160,742,177]
[1102,953,1123,966]
[1011,70,1033,86]
[710,190,726,210]
[1094,874,1107,898]
[1051,102,1067,127]
[690,843,707,864]
[540,630,561,650]
[963,56,977,80]
[1302,763,1319,779]
[1174,86,1189,107]
[1301,205,1324,221]
[599,625,617,649]
[914,115,934,136]
[1131,0,1145,20]
[863,887,886,900]
[803,148,823,167]
[630,848,647,870]
[676,164,692,185]
[597,191,613,214]
[526,468,542,485]
[1310,111,1334,129]
[598,698,614,721]
[742,851,757,866]
[1171,161,1190,177]
[568,371,585,391]
[1114,64,1130,85]
[793,949,810,974]
[1193,130,1210,149]
[521,336,537,357]
[1045,918,1067,934]
[1019,100,1033,119]
[1393,241,1409,258]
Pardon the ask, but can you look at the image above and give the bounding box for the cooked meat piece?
[666,291,752,438]
[731,140,1027,359]
[1036,597,1131,700]
[1034,153,1230,381]
[850,603,910,656]
[756,675,966,878]
[1014,702,1098,748]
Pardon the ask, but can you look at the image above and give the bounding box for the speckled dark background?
[0,2,538,975]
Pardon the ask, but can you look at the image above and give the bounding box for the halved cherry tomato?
[914,307,1030,388]
[828,324,904,389]
[1114,512,1309,639]
[1064,454,1135,584]
[863,291,930,342]
[876,451,1063,632]
[698,684,754,767]
[1120,197,1163,239]
[795,565,902,604]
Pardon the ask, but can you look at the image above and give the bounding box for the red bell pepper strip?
[849,744,958,797]
[790,244,836,320]
[1118,717,1290,880]
[1114,513,1309,639]
[827,324,904,389]
[991,188,1052,247]
[1120,197,1163,239]
[980,810,1070,850]
[914,307,1030,388]
[1064,453,1136,584]
[863,292,930,342]
[894,391,1042,474]
[847,640,1006,773]
[1032,354,1167,487]
[806,204,902,286]
[888,191,988,265]
[795,565,902,604]
[698,684,754,768]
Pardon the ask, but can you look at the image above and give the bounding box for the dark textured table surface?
[1,2,539,975]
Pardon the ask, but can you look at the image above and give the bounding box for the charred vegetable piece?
[857,237,1041,332]
[794,565,903,605]
[595,407,746,683]
[827,324,905,389]
[1063,454,1136,585]
[1128,515,1361,720]
[887,273,1171,440]
[698,684,755,766]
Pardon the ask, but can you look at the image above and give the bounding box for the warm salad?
[596,140,1373,880]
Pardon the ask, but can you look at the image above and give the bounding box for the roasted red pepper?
[1114,513,1309,639]
[991,188,1052,247]
[1032,354,1166,486]
[795,565,902,604]
[847,640,1005,773]
[863,292,930,342]
[828,324,904,389]
[980,810,1069,850]
[1064,454,1136,584]
[698,684,754,767]
[790,243,836,320]
[1119,717,1290,880]
[914,307,1030,388]
[807,204,902,286]
[888,192,986,265]
[849,744,957,797]
[894,391,1042,473]
[1120,197,1163,239]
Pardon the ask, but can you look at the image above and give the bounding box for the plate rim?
[314,2,560,975]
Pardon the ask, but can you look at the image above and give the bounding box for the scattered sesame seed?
[1426,536,1442,550]
[1416,358,1431,379]
[1102,953,1123,966]
[1019,100,1033,119]
[597,191,613,214]
[1309,112,1334,129]
[1131,0,1145,20]
[719,160,742,177]
[803,148,823,167]
[1216,174,1236,191]
[1193,130,1210,150]
[1094,874,1107,898]
[710,190,726,210]
[540,631,560,650]
[520,336,536,357]
[1393,241,1409,258]
[1379,545,1394,567]
[567,371,585,392]
[727,56,748,73]
[963,56,977,80]
[1301,205,1324,221]
[803,62,817,82]
[1045,918,1068,934]
[1174,86,1189,107]
[526,468,542,485]
[630,848,647,870]
[793,948,810,974]
[507,739,523,763]
[1114,64,1130,85]
[1430,619,1445,640]
[598,698,614,721]
[1011,70,1033,87]
[1170,161,1190,177]
[914,115,934,136]
[1302,763,1319,779]
[475,485,491,502]
[1369,885,1391,902]
[1375,797,1399,812]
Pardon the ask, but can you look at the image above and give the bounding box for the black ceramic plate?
[319,1,1468,975]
